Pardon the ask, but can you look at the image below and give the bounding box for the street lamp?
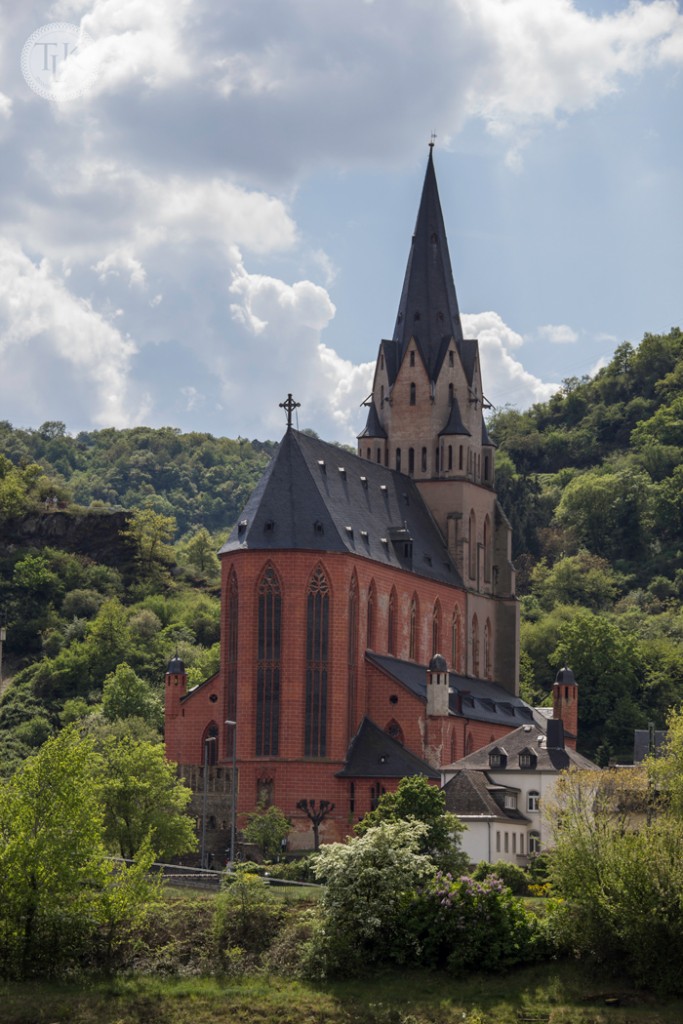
[225,719,237,866]
[200,735,217,869]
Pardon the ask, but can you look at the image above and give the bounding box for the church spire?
[392,147,464,380]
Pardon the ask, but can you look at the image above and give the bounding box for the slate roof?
[358,399,387,439]
[390,148,465,382]
[444,723,598,773]
[439,396,471,437]
[443,770,530,822]
[337,716,440,779]
[220,428,463,587]
[366,651,535,729]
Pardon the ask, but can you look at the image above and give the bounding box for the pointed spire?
[392,146,464,379]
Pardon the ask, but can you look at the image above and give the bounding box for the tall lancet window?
[367,581,376,650]
[451,609,461,673]
[483,514,492,583]
[388,587,398,656]
[256,565,281,756]
[472,614,480,678]
[409,595,418,660]
[347,573,359,738]
[225,568,239,757]
[305,565,330,757]
[432,600,442,656]
[484,618,492,679]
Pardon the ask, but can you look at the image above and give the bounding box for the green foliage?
[213,873,286,967]
[309,820,434,976]
[122,507,176,583]
[0,727,157,979]
[102,662,163,728]
[95,725,196,860]
[355,774,468,874]
[472,859,530,896]
[547,766,683,993]
[409,871,544,974]
[243,802,291,860]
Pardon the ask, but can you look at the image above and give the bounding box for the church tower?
[358,146,518,690]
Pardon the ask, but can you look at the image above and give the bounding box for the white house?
[442,718,598,865]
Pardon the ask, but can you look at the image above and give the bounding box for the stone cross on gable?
[279,393,301,429]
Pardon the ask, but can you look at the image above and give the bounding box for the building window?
[529,830,541,855]
[504,793,517,810]
[388,587,398,656]
[201,723,219,766]
[432,600,441,656]
[367,582,376,649]
[472,614,480,677]
[409,596,417,660]
[386,718,404,744]
[528,790,540,813]
[349,782,355,814]
[408,447,415,475]
[449,350,454,367]
[366,447,371,459]
[435,447,439,473]
[519,752,536,770]
[504,832,509,853]
[256,566,281,756]
[225,568,238,758]
[396,448,401,472]
[484,619,492,679]
[496,830,501,853]
[484,453,490,481]
[421,447,427,472]
[448,382,454,407]
[468,510,476,579]
[448,445,453,470]
[376,447,381,463]
[520,833,525,855]
[459,445,464,470]
[370,783,385,810]
[410,382,416,405]
[451,611,460,672]
[483,515,492,583]
[348,573,359,740]
[409,350,415,367]
[305,566,330,757]
[512,833,517,854]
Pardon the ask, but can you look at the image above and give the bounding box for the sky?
[1,0,682,445]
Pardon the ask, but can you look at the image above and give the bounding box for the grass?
[2,962,683,1024]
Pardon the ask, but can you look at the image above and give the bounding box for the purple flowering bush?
[409,871,546,974]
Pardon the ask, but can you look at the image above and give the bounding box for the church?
[164,147,578,852]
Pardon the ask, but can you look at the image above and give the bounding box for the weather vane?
[279,393,301,429]
[429,131,437,149]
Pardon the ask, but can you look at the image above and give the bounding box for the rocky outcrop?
[0,509,137,571]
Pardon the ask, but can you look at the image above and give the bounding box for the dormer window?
[519,748,537,770]
[504,793,517,810]
[489,747,507,769]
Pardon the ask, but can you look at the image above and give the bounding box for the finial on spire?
[429,131,437,150]
[279,393,301,429]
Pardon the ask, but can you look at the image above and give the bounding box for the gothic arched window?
[410,382,416,405]
[468,510,477,580]
[483,514,492,583]
[305,565,330,757]
[472,614,480,677]
[451,610,461,672]
[432,600,442,657]
[225,568,238,758]
[201,722,219,766]
[388,587,398,656]
[256,565,282,756]
[409,595,418,661]
[348,572,359,737]
[484,618,492,679]
[367,581,376,650]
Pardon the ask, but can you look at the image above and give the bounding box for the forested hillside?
[490,327,683,762]
[2,327,683,768]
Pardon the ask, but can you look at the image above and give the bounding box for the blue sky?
[1,0,682,444]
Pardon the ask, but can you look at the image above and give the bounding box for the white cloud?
[0,238,144,427]
[94,248,147,288]
[462,311,559,410]
[538,323,579,344]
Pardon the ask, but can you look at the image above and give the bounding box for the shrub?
[472,860,530,896]
[410,872,545,974]
[213,873,286,970]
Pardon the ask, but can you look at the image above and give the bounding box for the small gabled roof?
[358,399,387,440]
[481,416,495,447]
[443,770,530,823]
[220,428,463,587]
[337,716,439,779]
[439,396,471,437]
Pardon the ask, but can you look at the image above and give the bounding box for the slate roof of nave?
[220,428,464,588]
[365,651,535,729]
[444,724,598,773]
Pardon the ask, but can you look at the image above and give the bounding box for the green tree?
[0,727,156,978]
[243,801,291,860]
[355,774,467,874]
[122,507,176,580]
[96,726,196,860]
[102,662,162,728]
